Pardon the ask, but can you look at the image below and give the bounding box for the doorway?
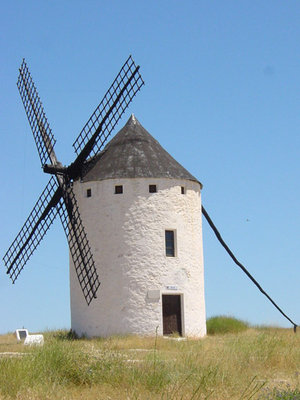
[162,294,182,336]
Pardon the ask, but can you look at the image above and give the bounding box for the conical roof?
[81,115,201,185]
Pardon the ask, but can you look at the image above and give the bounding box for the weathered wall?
[70,177,206,337]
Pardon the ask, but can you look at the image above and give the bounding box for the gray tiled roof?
[81,115,201,185]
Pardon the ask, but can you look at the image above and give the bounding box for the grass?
[0,319,299,400]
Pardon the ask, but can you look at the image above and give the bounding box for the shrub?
[53,329,80,341]
[206,315,249,335]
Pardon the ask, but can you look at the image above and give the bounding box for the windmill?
[3,56,144,306]
[4,57,296,337]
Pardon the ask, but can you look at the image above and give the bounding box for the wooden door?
[162,295,182,336]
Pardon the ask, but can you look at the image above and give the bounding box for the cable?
[202,205,298,333]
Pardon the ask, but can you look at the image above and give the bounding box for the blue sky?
[0,1,299,333]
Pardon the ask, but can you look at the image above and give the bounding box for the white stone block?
[24,334,44,346]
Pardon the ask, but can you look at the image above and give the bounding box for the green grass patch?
[206,315,249,335]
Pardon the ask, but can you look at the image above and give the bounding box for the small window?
[165,230,175,257]
[86,188,92,198]
[149,184,157,193]
[181,186,185,195]
[115,185,123,194]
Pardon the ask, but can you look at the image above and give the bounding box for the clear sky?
[0,1,299,334]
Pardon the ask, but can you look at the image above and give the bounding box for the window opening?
[115,185,123,194]
[181,186,185,195]
[165,230,175,257]
[86,188,92,198]
[149,184,157,193]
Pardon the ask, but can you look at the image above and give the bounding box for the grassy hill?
[0,317,299,400]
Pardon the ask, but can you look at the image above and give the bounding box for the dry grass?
[0,334,28,354]
[0,327,299,400]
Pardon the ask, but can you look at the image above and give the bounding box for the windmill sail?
[4,177,61,282]
[70,55,144,177]
[57,187,100,305]
[17,60,57,167]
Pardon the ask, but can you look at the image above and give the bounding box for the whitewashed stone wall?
[70,177,206,338]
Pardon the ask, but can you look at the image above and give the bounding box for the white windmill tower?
[70,115,206,337]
